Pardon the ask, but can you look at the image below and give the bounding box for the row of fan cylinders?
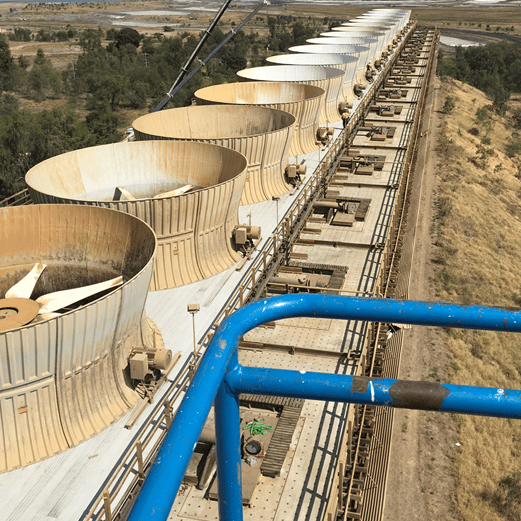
[23,10,411,293]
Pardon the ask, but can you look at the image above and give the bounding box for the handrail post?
[103,489,112,521]
[136,441,145,480]
[215,352,243,521]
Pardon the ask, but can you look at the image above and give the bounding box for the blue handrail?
[128,295,521,521]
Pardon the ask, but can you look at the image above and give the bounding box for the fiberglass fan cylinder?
[25,140,249,290]
[132,105,296,205]
[0,204,157,473]
[266,53,359,102]
[306,37,379,69]
[331,25,395,50]
[194,81,325,157]
[355,14,407,34]
[236,65,345,126]
[288,44,370,99]
[344,21,401,48]
[366,9,411,26]
[320,31,386,61]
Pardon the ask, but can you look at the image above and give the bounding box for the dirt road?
[383,74,458,520]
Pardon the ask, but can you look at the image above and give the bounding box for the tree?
[106,28,118,41]
[490,81,510,115]
[291,20,315,46]
[443,95,455,114]
[27,48,61,100]
[66,25,77,39]
[115,28,140,49]
[9,28,31,42]
[55,31,69,42]
[0,100,96,199]
[128,80,148,109]
[85,99,120,143]
[35,29,52,42]
[79,28,103,52]
[0,35,15,92]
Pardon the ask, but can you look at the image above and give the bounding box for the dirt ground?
[383,74,458,520]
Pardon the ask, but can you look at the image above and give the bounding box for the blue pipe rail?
[128,295,521,521]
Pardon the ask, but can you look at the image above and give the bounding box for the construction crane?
[153,0,270,112]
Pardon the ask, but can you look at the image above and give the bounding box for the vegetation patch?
[433,79,521,521]
[0,16,321,200]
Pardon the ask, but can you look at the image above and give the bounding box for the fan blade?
[5,263,47,299]
[36,276,123,314]
[31,312,62,324]
[154,184,194,199]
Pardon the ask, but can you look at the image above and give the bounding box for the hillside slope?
[435,79,521,521]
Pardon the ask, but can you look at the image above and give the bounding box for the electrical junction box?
[235,227,248,245]
[130,353,148,381]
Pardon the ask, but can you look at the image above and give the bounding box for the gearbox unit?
[339,152,385,174]
[370,104,403,117]
[317,127,334,146]
[129,347,172,384]
[339,101,353,120]
[233,225,262,255]
[285,164,307,187]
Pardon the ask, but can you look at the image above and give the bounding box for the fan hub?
[0,298,40,332]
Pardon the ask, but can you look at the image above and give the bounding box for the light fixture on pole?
[187,303,200,379]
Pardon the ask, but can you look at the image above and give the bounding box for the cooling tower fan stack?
[25,140,249,290]
[0,204,165,473]
[194,82,325,157]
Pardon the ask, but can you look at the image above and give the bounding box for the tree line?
[0,16,321,201]
[437,40,521,114]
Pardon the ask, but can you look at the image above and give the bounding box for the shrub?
[443,95,455,114]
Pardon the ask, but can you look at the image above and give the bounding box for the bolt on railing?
[128,294,521,521]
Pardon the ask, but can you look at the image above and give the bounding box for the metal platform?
[0,19,430,521]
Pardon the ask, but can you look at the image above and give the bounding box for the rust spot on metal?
[351,376,384,394]
[389,380,450,410]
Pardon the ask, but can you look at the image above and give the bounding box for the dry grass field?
[289,4,521,31]
[433,79,521,521]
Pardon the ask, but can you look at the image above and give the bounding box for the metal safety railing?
[128,294,521,521]
[0,188,32,207]
[84,25,418,520]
